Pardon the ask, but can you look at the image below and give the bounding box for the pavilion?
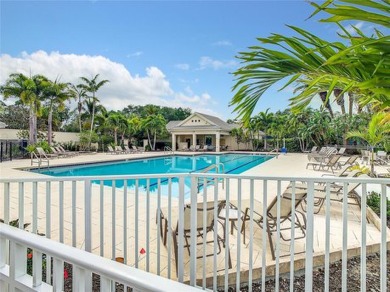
[166,112,236,152]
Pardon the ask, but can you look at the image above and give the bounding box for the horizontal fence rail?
[0,223,202,292]
[0,173,389,291]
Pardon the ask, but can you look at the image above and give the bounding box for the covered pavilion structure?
[166,112,235,152]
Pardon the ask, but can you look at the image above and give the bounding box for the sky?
[0,0,375,120]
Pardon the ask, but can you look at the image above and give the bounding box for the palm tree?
[140,114,166,150]
[43,78,70,145]
[78,74,109,149]
[256,109,273,150]
[0,73,47,144]
[346,112,390,174]
[231,3,389,123]
[69,84,87,132]
[107,112,128,146]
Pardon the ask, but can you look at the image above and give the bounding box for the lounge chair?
[123,145,134,153]
[308,147,338,162]
[338,155,359,167]
[107,145,121,154]
[131,145,144,153]
[50,146,68,158]
[57,146,78,156]
[308,146,326,160]
[306,154,342,173]
[115,146,125,153]
[199,145,208,152]
[36,147,58,159]
[234,188,307,260]
[157,201,232,274]
[337,147,346,155]
[361,150,370,164]
[303,146,318,154]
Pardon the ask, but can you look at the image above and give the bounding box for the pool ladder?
[197,163,225,191]
[164,146,174,154]
[266,148,279,158]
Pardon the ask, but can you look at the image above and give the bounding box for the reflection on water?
[33,154,273,197]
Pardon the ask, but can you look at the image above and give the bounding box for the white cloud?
[0,50,221,114]
[337,21,376,36]
[126,51,143,57]
[212,40,232,46]
[198,56,237,70]
[175,63,190,70]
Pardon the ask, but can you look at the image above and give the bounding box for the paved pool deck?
[0,151,389,286]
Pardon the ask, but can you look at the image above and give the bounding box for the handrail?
[197,163,225,190]
[266,148,279,158]
[164,146,174,154]
[30,151,50,168]
[0,223,201,292]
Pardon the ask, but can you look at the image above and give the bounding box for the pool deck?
[0,151,389,286]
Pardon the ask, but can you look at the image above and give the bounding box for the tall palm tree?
[0,73,47,144]
[78,74,109,148]
[69,84,87,133]
[43,78,70,145]
[346,112,390,174]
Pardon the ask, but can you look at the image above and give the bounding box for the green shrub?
[367,191,390,217]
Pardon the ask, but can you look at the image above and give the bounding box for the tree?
[0,73,47,144]
[346,112,390,174]
[107,112,128,146]
[231,1,389,123]
[43,78,70,145]
[231,127,244,150]
[78,74,109,148]
[69,84,87,132]
[256,109,273,150]
[140,114,166,150]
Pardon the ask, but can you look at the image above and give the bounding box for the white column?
[192,133,196,147]
[172,134,176,151]
[216,132,220,153]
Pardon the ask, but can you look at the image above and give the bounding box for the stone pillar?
[172,133,176,151]
[192,133,196,147]
[216,132,220,153]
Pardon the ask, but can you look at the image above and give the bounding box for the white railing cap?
[0,223,202,292]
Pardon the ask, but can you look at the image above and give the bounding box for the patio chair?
[361,150,370,164]
[337,147,346,155]
[199,145,208,152]
[157,201,232,274]
[306,154,342,173]
[107,145,121,154]
[303,146,318,154]
[123,145,134,153]
[58,145,78,156]
[338,155,359,167]
[236,188,307,260]
[308,147,337,162]
[36,147,58,159]
[50,146,68,157]
[309,174,368,214]
[308,146,326,160]
[115,145,125,153]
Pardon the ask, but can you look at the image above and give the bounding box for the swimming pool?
[33,154,273,196]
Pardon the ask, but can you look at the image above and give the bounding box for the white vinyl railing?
[0,173,389,291]
[0,223,202,292]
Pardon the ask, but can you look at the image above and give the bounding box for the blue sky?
[0,0,370,119]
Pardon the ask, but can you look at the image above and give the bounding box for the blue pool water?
[33,154,273,196]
